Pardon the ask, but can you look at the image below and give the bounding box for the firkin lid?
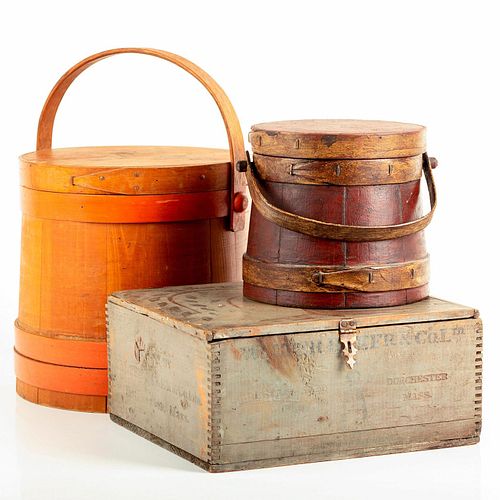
[20,145,231,195]
[249,119,426,159]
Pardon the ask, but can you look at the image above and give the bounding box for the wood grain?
[16,379,107,413]
[15,321,107,368]
[16,48,248,411]
[34,48,247,231]
[254,153,422,186]
[21,146,231,195]
[243,255,430,293]
[109,283,476,342]
[15,350,108,396]
[107,303,210,461]
[245,153,436,244]
[217,319,478,443]
[245,120,435,308]
[107,282,481,471]
[21,187,229,223]
[249,119,426,159]
[16,217,244,410]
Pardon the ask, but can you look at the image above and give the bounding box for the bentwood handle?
[36,48,247,231]
[246,153,437,242]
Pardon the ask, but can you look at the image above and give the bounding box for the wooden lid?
[249,119,426,159]
[20,145,231,195]
[109,283,476,342]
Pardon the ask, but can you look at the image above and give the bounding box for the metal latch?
[339,319,358,369]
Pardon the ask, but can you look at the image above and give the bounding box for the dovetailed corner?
[209,342,222,464]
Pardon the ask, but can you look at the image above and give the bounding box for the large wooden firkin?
[243,119,437,309]
[15,48,248,413]
[107,282,482,472]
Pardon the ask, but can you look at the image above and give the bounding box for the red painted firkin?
[243,119,437,309]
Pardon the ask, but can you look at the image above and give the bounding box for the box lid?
[249,119,426,159]
[109,283,477,341]
[20,146,230,195]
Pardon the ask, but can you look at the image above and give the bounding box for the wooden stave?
[16,379,107,413]
[15,48,249,411]
[17,215,246,409]
[244,163,429,308]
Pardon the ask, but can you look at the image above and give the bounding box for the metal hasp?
[339,319,358,369]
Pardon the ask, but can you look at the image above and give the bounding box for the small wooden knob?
[233,192,248,213]
[429,157,438,169]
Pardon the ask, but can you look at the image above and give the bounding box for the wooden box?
[107,283,482,472]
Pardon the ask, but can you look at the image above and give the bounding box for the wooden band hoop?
[253,154,423,186]
[14,350,107,396]
[36,47,247,231]
[246,153,437,242]
[21,187,228,223]
[243,255,430,293]
[15,321,107,368]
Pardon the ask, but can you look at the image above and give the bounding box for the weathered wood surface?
[110,414,212,471]
[109,283,475,341]
[245,158,436,244]
[215,318,480,463]
[243,254,430,293]
[108,283,481,472]
[107,302,210,460]
[110,414,478,473]
[253,153,423,186]
[249,119,426,159]
[245,119,435,309]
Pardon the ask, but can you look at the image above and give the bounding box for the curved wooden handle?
[247,153,437,242]
[36,47,247,231]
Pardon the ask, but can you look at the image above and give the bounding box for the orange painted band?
[21,186,229,223]
[14,349,108,396]
[14,321,107,369]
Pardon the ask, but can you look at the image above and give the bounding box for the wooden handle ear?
[36,47,246,231]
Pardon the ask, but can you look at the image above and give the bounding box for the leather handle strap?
[246,153,437,241]
[36,47,246,231]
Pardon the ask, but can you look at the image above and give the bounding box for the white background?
[1,1,499,498]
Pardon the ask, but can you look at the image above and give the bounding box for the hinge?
[339,319,358,369]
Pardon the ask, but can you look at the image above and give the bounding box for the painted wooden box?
[107,283,482,472]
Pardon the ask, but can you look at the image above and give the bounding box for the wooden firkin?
[107,283,482,472]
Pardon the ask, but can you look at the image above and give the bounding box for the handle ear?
[246,153,437,241]
[36,47,247,231]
